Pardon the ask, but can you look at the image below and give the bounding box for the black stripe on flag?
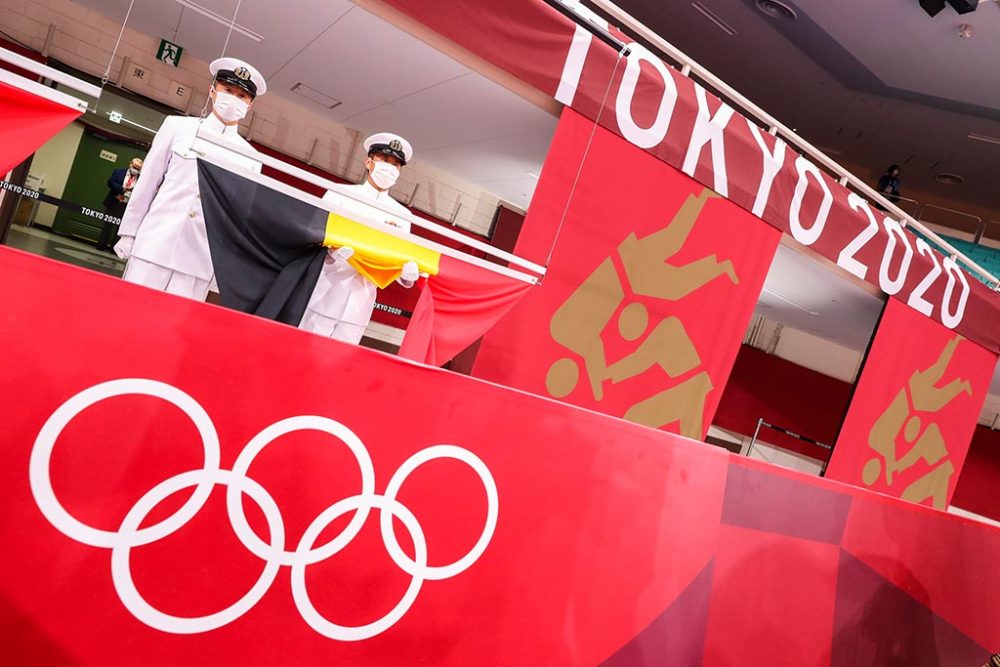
[197,158,328,326]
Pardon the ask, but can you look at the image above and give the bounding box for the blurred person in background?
[96,157,142,252]
[874,164,901,212]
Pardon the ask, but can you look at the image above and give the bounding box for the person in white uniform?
[114,58,266,300]
[300,132,420,344]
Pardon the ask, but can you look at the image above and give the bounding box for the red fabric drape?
[826,298,998,509]
[0,79,82,175]
[399,254,532,365]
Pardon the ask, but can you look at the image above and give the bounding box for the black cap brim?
[368,144,407,165]
[215,71,257,98]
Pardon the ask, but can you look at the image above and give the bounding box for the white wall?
[0,0,504,235]
[748,440,825,476]
[25,120,83,227]
[771,327,864,384]
[706,426,826,477]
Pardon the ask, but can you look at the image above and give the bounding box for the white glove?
[333,246,355,261]
[401,260,419,284]
[114,236,134,260]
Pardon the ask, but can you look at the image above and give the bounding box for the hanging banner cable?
[193,0,244,123]
[98,0,134,86]
[90,0,135,119]
[194,128,547,278]
[543,50,626,270]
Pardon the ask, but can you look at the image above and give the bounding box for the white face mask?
[370,161,400,190]
[212,90,250,124]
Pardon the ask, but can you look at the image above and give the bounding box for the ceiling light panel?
[291,82,342,109]
[172,0,265,42]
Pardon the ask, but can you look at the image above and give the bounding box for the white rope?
[543,50,626,270]
[199,0,245,121]
[100,0,136,87]
[218,0,245,61]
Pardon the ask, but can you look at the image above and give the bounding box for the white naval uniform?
[117,114,262,300]
[300,181,412,344]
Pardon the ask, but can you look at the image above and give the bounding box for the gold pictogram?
[545,188,738,439]
[861,336,972,509]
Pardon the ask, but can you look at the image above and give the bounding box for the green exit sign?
[157,39,183,67]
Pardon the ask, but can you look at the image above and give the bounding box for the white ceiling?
[613,0,1000,230]
[78,0,557,208]
[757,242,1000,397]
[756,241,884,351]
[794,0,1000,111]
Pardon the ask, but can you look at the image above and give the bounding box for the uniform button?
[189,212,196,218]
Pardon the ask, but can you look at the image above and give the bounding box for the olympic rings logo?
[28,379,499,641]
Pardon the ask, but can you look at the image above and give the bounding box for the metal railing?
[748,418,832,475]
[195,129,546,284]
[0,46,99,103]
[588,0,999,289]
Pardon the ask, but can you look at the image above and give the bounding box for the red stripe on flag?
[399,254,532,366]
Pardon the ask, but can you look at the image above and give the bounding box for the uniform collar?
[360,179,390,200]
[202,113,241,136]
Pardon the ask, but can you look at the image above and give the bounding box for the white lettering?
[555,24,594,106]
[906,239,943,317]
[941,257,971,329]
[615,44,679,149]
[838,194,880,280]
[682,84,735,197]
[878,218,914,295]
[788,157,832,246]
[553,1,611,106]
[747,121,786,218]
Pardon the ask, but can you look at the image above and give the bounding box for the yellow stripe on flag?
[323,212,441,288]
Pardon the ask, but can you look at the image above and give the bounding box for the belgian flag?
[196,159,530,364]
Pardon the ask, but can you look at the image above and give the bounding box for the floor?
[5,225,125,277]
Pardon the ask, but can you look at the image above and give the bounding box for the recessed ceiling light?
[754,0,797,21]
[935,173,964,185]
[172,0,264,42]
[290,83,341,109]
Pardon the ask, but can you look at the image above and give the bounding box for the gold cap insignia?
[234,67,251,81]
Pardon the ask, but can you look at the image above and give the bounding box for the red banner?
[0,78,82,176]
[380,0,1000,354]
[0,248,998,664]
[826,298,998,509]
[473,109,779,440]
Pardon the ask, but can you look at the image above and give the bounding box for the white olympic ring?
[29,379,498,641]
